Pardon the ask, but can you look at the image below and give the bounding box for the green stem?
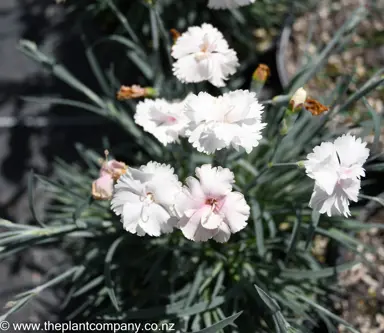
[268,162,301,167]
[244,161,303,193]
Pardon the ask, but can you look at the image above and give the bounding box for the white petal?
[146,179,181,208]
[201,207,223,229]
[195,164,234,197]
[304,142,339,177]
[111,187,140,216]
[213,123,238,146]
[313,169,339,196]
[121,202,142,233]
[223,90,260,123]
[139,204,170,236]
[123,168,153,187]
[185,92,225,123]
[304,141,340,194]
[140,162,180,183]
[334,134,369,176]
[309,183,356,218]
[178,210,217,242]
[188,124,227,154]
[220,192,250,233]
[206,52,239,87]
[185,176,206,200]
[173,54,211,84]
[340,178,361,202]
[213,222,231,243]
[174,178,206,218]
[171,26,206,59]
[134,99,189,146]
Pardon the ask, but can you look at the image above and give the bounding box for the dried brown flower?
[304,98,329,116]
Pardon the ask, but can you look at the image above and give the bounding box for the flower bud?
[101,160,127,181]
[99,151,127,181]
[117,85,157,100]
[252,64,270,83]
[92,175,114,200]
[289,87,307,111]
[92,151,128,200]
[170,29,181,43]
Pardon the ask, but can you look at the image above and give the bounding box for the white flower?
[111,162,182,236]
[175,164,250,242]
[208,0,255,9]
[171,23,239,87]
[185,90,266,154]
[134,97,190,146]
[304,134,369,217]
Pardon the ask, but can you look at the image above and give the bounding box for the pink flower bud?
[92,174,114,200]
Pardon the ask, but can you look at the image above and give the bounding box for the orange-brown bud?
[252,64,271,83]
[117,85,157,100]
[170,29,181,43]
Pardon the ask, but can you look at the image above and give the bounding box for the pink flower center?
[205,198,222,213]
[167,116,177,124]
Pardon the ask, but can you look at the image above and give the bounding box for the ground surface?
[0,0,120,328]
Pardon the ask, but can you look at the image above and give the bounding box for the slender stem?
[268,162,300,167]
[358,194,384,206]
[244,161,301,193]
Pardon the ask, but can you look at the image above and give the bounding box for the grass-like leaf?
[104,236,125,312]
[186,311,243,333]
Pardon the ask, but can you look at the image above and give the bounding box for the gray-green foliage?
[1,1,384,332]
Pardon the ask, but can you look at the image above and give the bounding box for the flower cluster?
[135,90,265,154]
[304,134,369,217]
[111,163,249,242]
[103,20,371,243]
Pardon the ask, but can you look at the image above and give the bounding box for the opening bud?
[289,87,307,112]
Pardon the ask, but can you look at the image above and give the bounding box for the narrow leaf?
[186,311,243,333]
[251,200,265,257]
[305,210,320,250]
[285,209,302,263]
[185,264,205,308]
[294,294,359,333]
[280,260,359,280]
[104,236,124,311]
[254,285,280,313]
[28,170,46,227]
